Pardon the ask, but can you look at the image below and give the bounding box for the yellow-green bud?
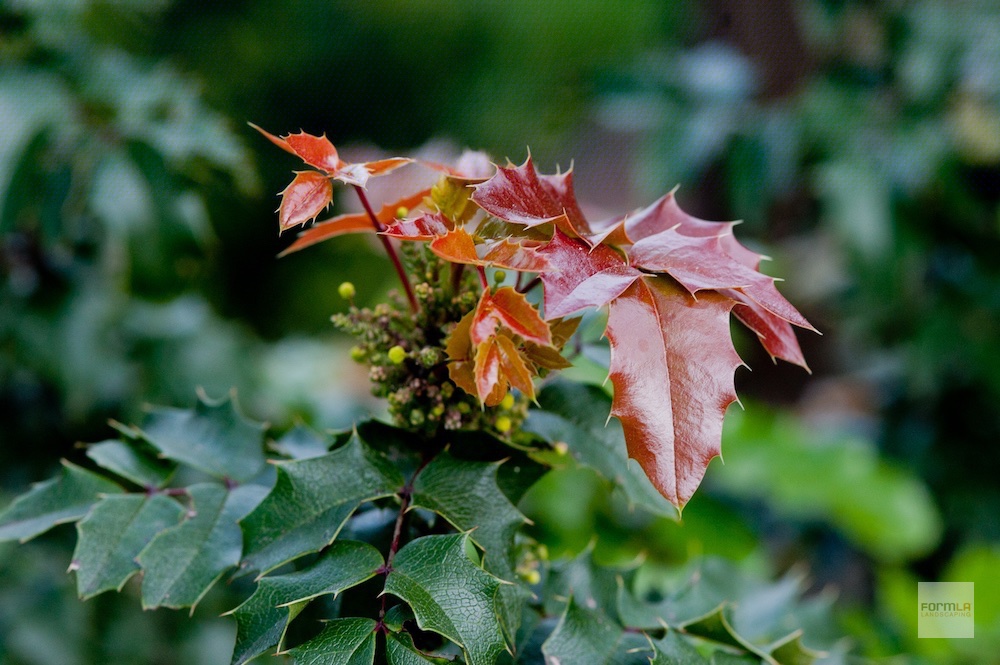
[500,392,515,410]
[396,206,409,219]
[553,441,569,456]
[338,282,356,300]
[493,270,507,285]
[522,569,540,585]
[495,416,513,433]
[388,345,407,364]
[432,404,446,417]
[537,544,549,561]
[349,346,366,362]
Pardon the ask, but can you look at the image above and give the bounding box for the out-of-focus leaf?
[0,462,123,543]
[137,483,266,610]
[471,287,550,347]
[649,630,709,664]
[137,392,267,484]
[284,617,377,665]
[526,382,676,517]
[85,440,175,488]
[541,598,650,665]
[384,533,506,665]
[71,494,184,599]
[713,408,943,561]
[240,436,403,574]
[228,541,383,665]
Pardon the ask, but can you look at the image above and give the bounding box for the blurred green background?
[2,0,999,662]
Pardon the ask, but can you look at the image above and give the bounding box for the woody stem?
[352,185,419,313]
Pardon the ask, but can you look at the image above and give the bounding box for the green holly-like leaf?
[137,391,267,483]
[241,435,404,575]
[411,452,526,576]
[285,617,377,665]
[0,461,123,543]
[71,494,184,599]
[137,483,267,610]
[541,598,651,665]
[767,631,824,665]
[679,604,769,661]
[542,545,622,619]
[526,382,676,518]
[648,630,709,665]
[411,452,530,646]
[386,632,448,665]
[86,440,176,488]
[384,533,506,665]
[228,541,384,665]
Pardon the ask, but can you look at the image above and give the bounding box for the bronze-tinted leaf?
[606,278,743,508]
[537,229,641,319]
[277,171,332,233]
[471,287,550,347]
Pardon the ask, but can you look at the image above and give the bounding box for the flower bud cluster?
[332,244,527,437]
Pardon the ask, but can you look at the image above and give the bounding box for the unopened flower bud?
[388,345,407,365]
[500,392,515,410]
[338,282,356,300]
[396,206,409,219]
[495,416,512,433]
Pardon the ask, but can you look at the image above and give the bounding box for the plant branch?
[353,185,419,313]
[517,276,541,294]
[376,454,434,633]
[477,265,489,290]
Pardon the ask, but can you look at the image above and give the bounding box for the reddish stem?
[517,276,541,294]
[376,454,434,633]
[352,185,419,313]
[476,265,489,290]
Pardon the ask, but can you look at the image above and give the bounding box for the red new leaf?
[607,278,743,507]
[280,189,430,256]
[537,229,641,319]
[471,287,551,347]
[251,124,411,187]
[383,211,454,241]
[471,156,586,237]
[277,171,333,233]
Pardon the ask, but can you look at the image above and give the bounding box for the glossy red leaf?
[628,229,814,330]
[473,339,505,406]
[280,189,429,256]
[284,132,341,173]
[729,293,809,369]
[471,157,583,237]
[471,287,550,347]
[277,171,333,233]
[622,191,763,268]
[496,335,535,400]
[606,278,743,508]
[537,229,641,319]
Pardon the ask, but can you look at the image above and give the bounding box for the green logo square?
[918,582,974,638]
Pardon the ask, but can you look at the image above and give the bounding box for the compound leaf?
[228,541,383,665]
[86,440,175,488]
[72,494,184,599]
[137,483,266,610]
[138,392,267,484]
[240,435,403,575]
[285,617,377,665]
[384,533,506,665]
[0,461,123,543]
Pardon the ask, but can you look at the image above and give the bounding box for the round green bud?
[521,569,540,585]
[338,282,356,300]
[388,345,407,365]
[396,206,409,219]
[493,270,507,284]
[500,392,515,410]
[553,441,569,456]
[349,346,366,362]
[495,416,513,433]
[409,410,425,426]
